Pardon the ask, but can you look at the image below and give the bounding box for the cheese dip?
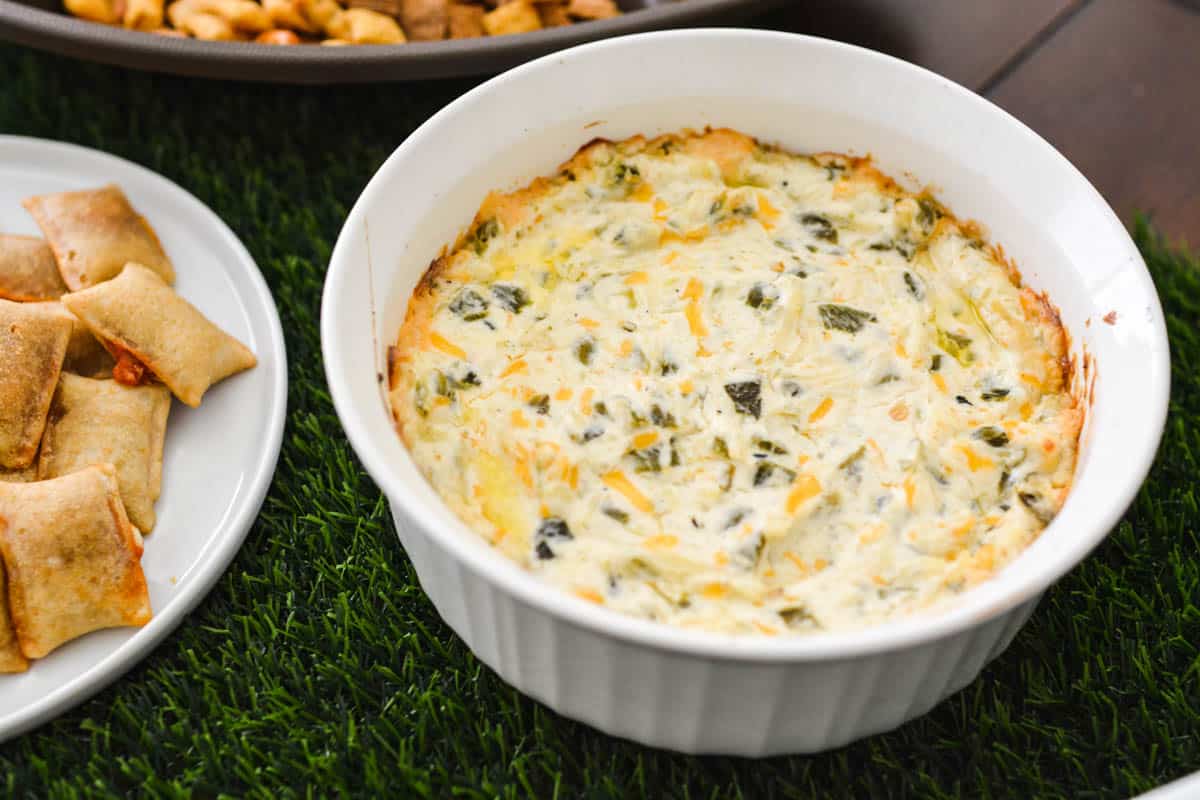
[388,128,1081,636]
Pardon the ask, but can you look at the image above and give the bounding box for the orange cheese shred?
[808,397,834,423]
[951,516,976,538]
[499,358,528,377]
[513,454,533,489]
[630,182,654,202]
[653,198,669,222]
[958,444,994,472]
[429,331,467,360]
[574,588,605,604]
[601,470,654,513]
[756,193,781,229]
[685,301,708,338]
[786,474,822,513]
[632,431,659,449]
[783,551,808,573]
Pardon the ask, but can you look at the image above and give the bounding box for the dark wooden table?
[759,0,1200,246]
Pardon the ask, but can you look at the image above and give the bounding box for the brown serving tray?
[0,0,779,83]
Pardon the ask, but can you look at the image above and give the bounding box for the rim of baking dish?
[323,28,1170,663]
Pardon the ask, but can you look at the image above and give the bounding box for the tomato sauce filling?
[110,343,150,387]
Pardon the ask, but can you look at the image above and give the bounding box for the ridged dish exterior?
[392,502,1038,755]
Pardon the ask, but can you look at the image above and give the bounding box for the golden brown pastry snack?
[28,301,116,378]
[325,8,406,43]
[0,299,72,469]
[63,0,121,23]
[0,464,38,483]
[448,2,484,37]
[565,0,616,19]
[0,464,152,659]
[482,0,540,35]
[262,0,316,31]
[297,0,340,30]
[400,0,447,40]
[0,235,67,301]
[168,0,272,32]
[534,1,570,27]
[39,375,171,533]
[61,263,257,407]
[62,310,117,378]
[0,567,28,673]
[22,185,175,291]
[124,0,165,29]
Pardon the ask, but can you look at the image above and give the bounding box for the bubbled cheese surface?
[389,129,1081,636]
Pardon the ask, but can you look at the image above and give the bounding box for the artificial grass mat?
[1,44,1198,800]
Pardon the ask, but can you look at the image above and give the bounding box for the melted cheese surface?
[389,129,1080,636]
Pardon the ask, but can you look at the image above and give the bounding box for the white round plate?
[0,136,287,742]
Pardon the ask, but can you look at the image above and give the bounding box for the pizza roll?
[534,1,570,27]
[63,310,117,378]
[124,0,165,30]
[39,375,171,533]
[565,0,617,19]
[63,0,121,23]
[176,9,239,38]
[0,464,151,659]
[346,0,401,15]
[61,263,257,407]
[298,0,341,30]
[0,235,67,301]
[27,301,115,378]
[482,0,540,35]
[0,463,37,483]
[22,185,175,291]
[255,28,301,43]
[262,0,317,32]
[0,568,28,673]
[195,0,272,32]
[0,299,72,469]
[326,9,407,43]
[448,2,484,37]
[400,0,448,41]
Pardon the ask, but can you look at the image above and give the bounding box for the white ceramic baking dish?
[321,29,1169,755]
